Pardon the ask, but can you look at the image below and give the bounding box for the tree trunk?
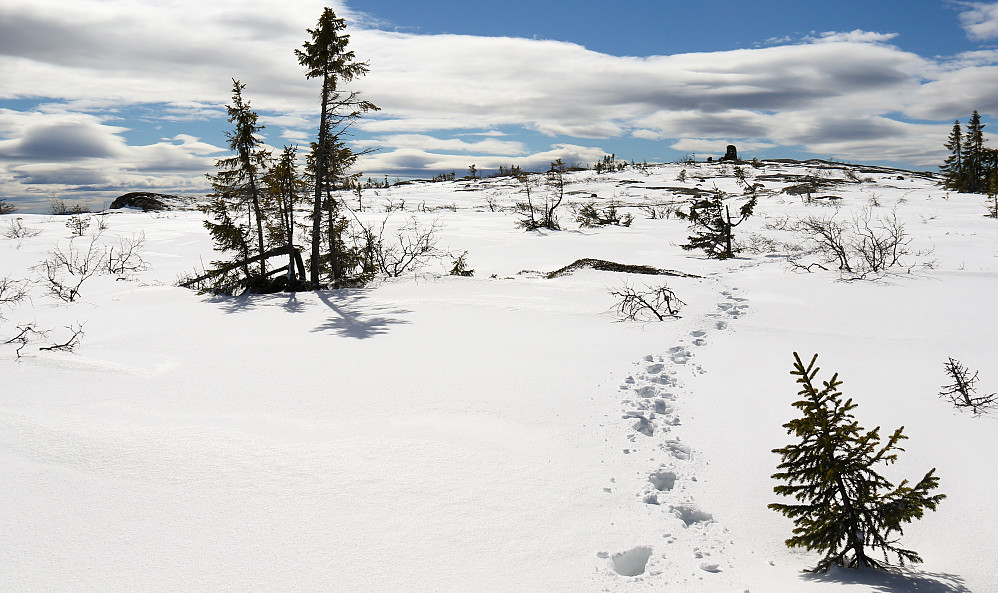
[247,174,266,277]
[310,73,331,287]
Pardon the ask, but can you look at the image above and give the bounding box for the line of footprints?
[602,288,750,586]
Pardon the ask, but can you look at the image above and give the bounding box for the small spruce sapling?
[770,353,945,572]
[940,357,995,414]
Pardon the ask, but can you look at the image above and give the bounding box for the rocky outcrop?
[109,192,179,211]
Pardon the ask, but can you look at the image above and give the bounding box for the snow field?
[2,161,996,592]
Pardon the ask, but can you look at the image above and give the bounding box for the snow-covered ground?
[2,160,995,592]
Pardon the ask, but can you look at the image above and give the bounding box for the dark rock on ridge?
[109,192,178,211]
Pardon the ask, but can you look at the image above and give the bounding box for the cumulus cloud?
[956,2,998,40]
[0,109,223,203]
[0,111,128,161]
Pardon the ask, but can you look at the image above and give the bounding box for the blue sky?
[361,0,973,57]
[1,0,997,211]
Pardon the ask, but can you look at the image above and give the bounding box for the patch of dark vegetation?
[641,186,705,195]
[546,258,701,279]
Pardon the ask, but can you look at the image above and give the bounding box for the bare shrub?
[49,199,90,216]
[640,203,679,220]
[789,208,922,278]
[33,232,147,301]
[4,323,48,358]
[104,233,149,276]
[39,322,85,353]
[940,358,995,415]
[0,199,16,214]
[372,216,443,278]
[516,160,568,230]
[0,276,29,318]
[610,283,685,321]
[3,217,42,239]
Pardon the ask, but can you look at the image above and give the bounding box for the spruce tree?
[262,145,306,283]
[296,7,378,287]
[677,191,756,259]
[941,120,963,190]
[962,110,987,193]
[770,353,945,572]
[202,79,272,281]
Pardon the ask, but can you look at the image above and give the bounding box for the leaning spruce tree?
[202,79,272,280]
[770,353,945,572]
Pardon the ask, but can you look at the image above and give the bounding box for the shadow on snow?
[312,289,410,339]
[202,289,410,339]
[802,566,971,593]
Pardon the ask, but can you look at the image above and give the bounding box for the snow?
[1,161,996,592]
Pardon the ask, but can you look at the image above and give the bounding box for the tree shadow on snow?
[312,289,409,339]
[200,290,409,338]
[802,566,971,593]
[203,292,311,315]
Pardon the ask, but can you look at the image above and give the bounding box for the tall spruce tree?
[963,110,987,193]
[941,120,964,190]
[770,353,945,572]
[202,79,272,280]
[296,8,378,287]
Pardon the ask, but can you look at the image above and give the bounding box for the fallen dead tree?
[179,245,308,294]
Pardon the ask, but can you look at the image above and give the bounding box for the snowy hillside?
[2,160,995,592]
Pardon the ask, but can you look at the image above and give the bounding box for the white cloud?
[356,134,527,156]
[808,30,899,44]
[1,0,996,202]
[356,143,606,176]
[669,138,776,156]
[956,2,998,40]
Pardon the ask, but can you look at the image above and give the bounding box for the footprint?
[612,546,653,576]
[668,346,691,364]
[649,470,677,491]
[663,439,692,460]
[634,385,658,398]
[670,504,713,526]
[625,412,655,436]
[650,373,678,386]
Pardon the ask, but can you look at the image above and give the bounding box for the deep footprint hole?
[612,546,653,576]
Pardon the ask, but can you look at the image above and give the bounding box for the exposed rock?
[547,258,701,279]
[721,145,738,161]
[109,192,178,211]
